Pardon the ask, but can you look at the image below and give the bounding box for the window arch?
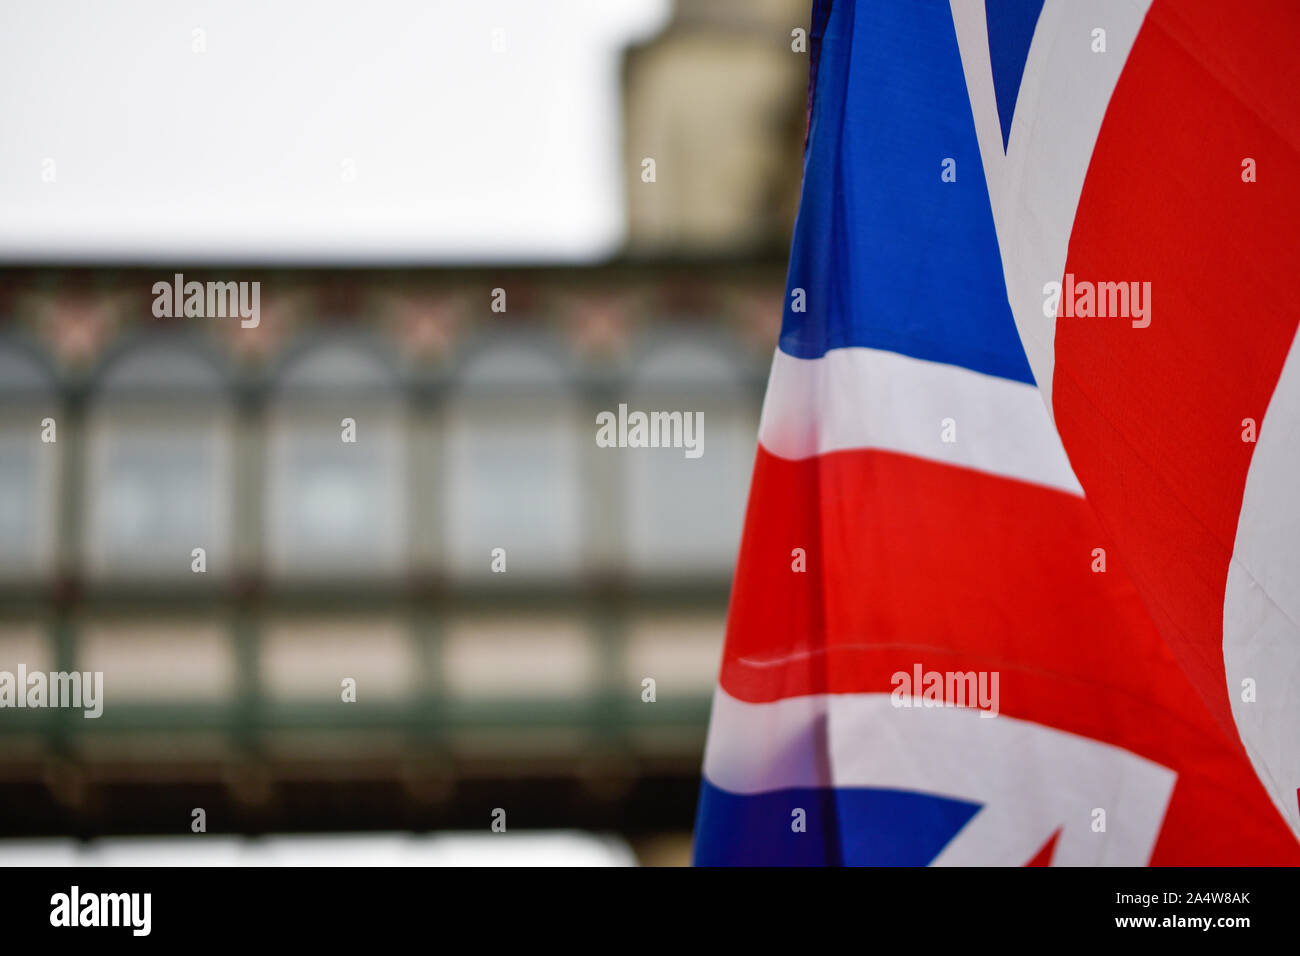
[620,330,757,575]
[266,335,407,577]
[85,336,233,578]
[442,333,585,579]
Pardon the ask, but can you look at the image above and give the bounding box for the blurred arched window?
[444,335,584,579]
[85,337,232,578]
[0,340,59,578]
[266,336,406,578]
[621,332,757,575]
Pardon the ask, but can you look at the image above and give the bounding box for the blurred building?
[0,0,809,864]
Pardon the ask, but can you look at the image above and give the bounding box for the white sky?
[0,0,670,264]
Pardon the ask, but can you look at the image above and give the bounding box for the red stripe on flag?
[1051,0,1300,737]
[719,446,1299,863]
[1025,828,1061,867]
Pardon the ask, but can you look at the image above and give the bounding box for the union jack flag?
[694,0,1300,866]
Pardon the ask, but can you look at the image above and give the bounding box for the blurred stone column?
[624,0,810,258]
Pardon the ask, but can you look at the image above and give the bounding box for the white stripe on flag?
[702,685,1175,866]
[951,0,1153,414]
[759,346,1083,496]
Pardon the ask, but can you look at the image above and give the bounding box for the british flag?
[694,0,1300,865]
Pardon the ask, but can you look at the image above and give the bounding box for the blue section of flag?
[779,0,1034,385]
[985,0,1045,150]
[693,780,982,866]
